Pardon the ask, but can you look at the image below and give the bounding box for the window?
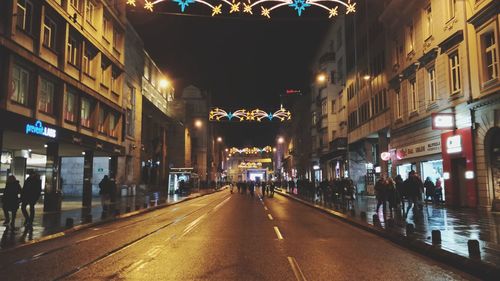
[409,79,417,112]
[16,0,33,33]
[111,69,120,93]
[330,71,336,84]
[449,52,461,94]
[113,27,122,51]
[42,16,56,50]
[101,61,110,87]
[82,46,96,77]
[348,111,358,130]
[336,28,342,50]
[393,37,400,65]
[312,111,317,126]
[446,0,456,20]
[424,5,432,39]
[39,78,55,114]
[98,107,106,133]
[80,97,92,128]
[85,0,95,25]
[396,89,402,118]
[407,21,414,53]
[331,100,336,114]
[70,0,81,11]
[11,64,30,106]
[482,31,498,82]
[109,113,117,138]
[103,16,111,42]
[126,86,135,137]
[321,100,327,116]
[65,90,77,122]
[359,102,369,123]
[428,67,437,103]
[67,36,79,67]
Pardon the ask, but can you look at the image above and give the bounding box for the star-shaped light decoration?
[212,4,222,16]
[144,0,154,11]
[243,2,253,14]
[173,0,196,12]
[261,6,270,18]
[346,1,356,14]
[289,0,311,16]
[126,0,136,6]
[230,1,241,13]
[328,6,338,18]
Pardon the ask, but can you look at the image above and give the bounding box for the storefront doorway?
[451,158,467,207]
[397,163,415,180]
[421,159,445,202]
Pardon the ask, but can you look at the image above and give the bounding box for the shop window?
[98,107,106,134]
[42,16,57,50]
[80,97,92,128]
[449,51,461,95]
[481,30,498,83]
[39,78,55,114]
[109,113,118,138]
[427,67,437,103]
[65,89,77,123]
[11,64,31,106]
[17,0,33,34]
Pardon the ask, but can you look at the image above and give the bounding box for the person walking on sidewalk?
[404,170,424,216]
[434,178,443,203]
[424,177,435,202]
[394,175,405,211]
[99,175,111,211]
[2,175,21,228]
[386,177,397,217]
[21,171,42,227]
[375,175,388,215]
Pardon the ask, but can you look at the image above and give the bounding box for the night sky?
[128,6,330,147]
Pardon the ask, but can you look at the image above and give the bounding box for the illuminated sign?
[380,152,391,161]
[1,152,12,164]
[285,89,301,95]
[446,135,462,154]
[465,171,474,179]
[26,120,57,138]
[432,113,455,130]
[443,172,450,180]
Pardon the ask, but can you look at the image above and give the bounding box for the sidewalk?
[0,188,218,250]
[280,189,500,268]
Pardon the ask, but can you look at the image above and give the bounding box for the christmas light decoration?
[209,107,291,122]
[125,0,356,18]
[238,162,263,169]
[229,146,273,155]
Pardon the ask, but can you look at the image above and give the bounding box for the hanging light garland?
[126,0,356,18]
[229,146,273,155]
[209,107,291,122]
[238,161,263,169]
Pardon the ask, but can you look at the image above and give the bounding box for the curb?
[2,187,227,253]
[276,190,500,281]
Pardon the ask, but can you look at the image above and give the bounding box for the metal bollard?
[126,207,131,213]
[143,203,148,209]
[135,205,141,210]
[350,209,356,216]
[114,209,120,216]
[386,218,395,228]
[372,214,379,223]
[360,211,367,220]
[431,230,441,245]
[65,218,74,228]
[84,214,92,223]
[468,240,481,259]
[406,223,415,235]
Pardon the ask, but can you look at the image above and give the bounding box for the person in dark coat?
[404,171,424,215]
[424,177,435,202]
[375,175,388,215]
[2,175,21,228]
[21,171,42,227]
[394,175,405,211]
[99,175,111,210]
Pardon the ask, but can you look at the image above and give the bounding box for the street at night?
[1,0,500,280]
[0,190,476,280]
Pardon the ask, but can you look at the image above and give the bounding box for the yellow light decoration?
[126,0,356,18]
[229,146,273,156]
[209,107,291,122]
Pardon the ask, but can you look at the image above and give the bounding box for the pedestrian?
[404,171,424,216]
[386,177,397,216]
[2,175,21,228]
[99,175,111,211]
[237,181,242,193]
[394,175,405,211]
[424,177,435,202]
[434,178,443,203]
[269,181,275,197]
[21,171,42,227]
[375,175,388,215]
[249,181,255,197]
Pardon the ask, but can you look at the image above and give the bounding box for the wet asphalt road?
[0,190,475,281]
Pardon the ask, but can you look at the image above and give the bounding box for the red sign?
[285,89,301,95]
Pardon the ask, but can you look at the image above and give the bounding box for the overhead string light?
[126,0,356,18]
[209,106,291,122]
[229,146,273,155]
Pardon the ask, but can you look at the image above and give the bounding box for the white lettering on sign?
[25,120,57,138]
[446,135,462,154]
[434,115,454,128]
[393,139,442,160]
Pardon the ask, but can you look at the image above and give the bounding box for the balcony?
[319,52,336,65]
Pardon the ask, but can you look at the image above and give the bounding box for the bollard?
[126,207,131,213]
[406,223,415,236]
[431,230,441,245]
[143,203,148,209]
[360,211,367,220]
[468,240,481,259]
[135,205,141,210]
[350,209,356,216]
[65,218,74,228]
[372,214,379,223]
[84,214,92,223]
[386,218,395,228]
[114,209,120,216]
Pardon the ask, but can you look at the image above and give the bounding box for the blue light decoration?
[26,120,57,138]
[126,0,356,19]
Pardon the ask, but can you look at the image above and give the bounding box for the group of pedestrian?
[423,177,443,203]
[234,180,276,198]
[98,175,117,211]
[2,171,42,229]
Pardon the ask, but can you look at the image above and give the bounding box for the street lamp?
[159,78,170,89]
[363,75,371,81]
[316,73,327,83]
[277,137,285,144]
[217,137,223,142]
[194,120,203,128]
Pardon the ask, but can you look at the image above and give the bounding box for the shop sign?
[25,120,56,138]
[380,152,391,161]
[432,113,455,130]
[396,139,442,160]
[446,135,462,154]
[1,152,12,164]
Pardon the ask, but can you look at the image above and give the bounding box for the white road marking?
[288,256,308,281]
[274,226,284,240]
[264,206,268,211]
[268,214,274,220]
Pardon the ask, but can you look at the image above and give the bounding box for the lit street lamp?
[195,120,203,128]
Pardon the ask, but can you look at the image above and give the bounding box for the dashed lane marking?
[288,257,308,281]
[264,206,268,211]
[268,214,274,220]
[274,226,284,240]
